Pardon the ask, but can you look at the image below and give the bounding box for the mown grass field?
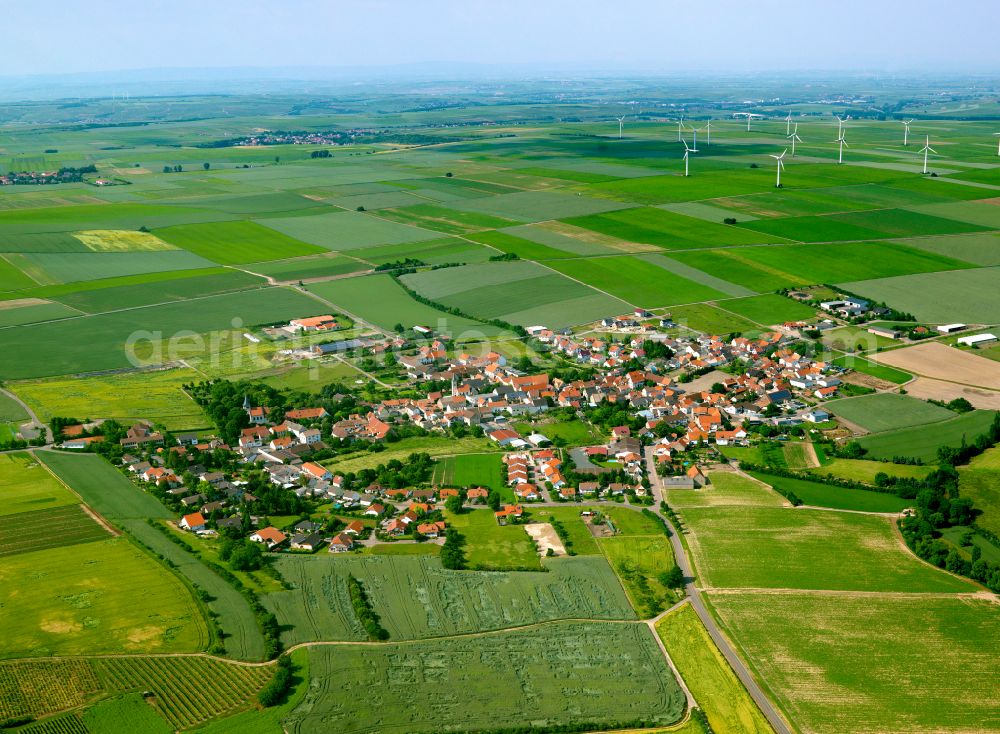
[444,507,541,570]
[430,452,506,493]
[287,622,684,734]
[244,253,368,281]
[825,392,955,433]
[322,435,500,473]
[0,451,78,516]
[708,592,1000,734]
[656,604,774,734]
[264,554,634,645]
[857,409,999,462]
[666,471,785,508]
[0,538,209,658]
[682,506,976,592]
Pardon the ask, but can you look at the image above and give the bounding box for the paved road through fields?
[644,446,794,734]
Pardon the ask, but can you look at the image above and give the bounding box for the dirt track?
[902,377,1000,410]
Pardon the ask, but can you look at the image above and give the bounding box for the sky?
[6,0,1000,78]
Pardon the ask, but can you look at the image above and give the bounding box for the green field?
[0,452,78,516]
[709,592,1000,734]
[13,367,208,430]
[400,259,629,328]
[36,451,266,660]
[244,253,368,281]
[548,255,728,308]
[0,286,319,379]
[306,274,507,337]
[155,220,326,264]
[711,293,818,326]
[808,458,932,484]
[0,505,110,557]
[857,409,999,462]
[48,270,265,314]
[598,535,678,618]
[430,452,507,493]
[322,435,500,473]
[287,622,685,734]
[0,538,209,658]
[669,241,971,292]
[563,206,781,249]
[264,554,634,644]
[748,471,913,513]
[667,470,786,508]
[9,250,216,286]
[682,505,976,592]
[832,354,913,384]
[444,507,541,570]
[656,604,774,734]
[825,392,955,433]
[0,300,80,327]
[958,447,1000,538]
[263,209,439,250]
[841,266,1000,323]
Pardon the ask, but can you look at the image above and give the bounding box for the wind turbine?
[677,115,685,142]
[690,125,699,152]
[616,115,626,139]
[993,132,1000,156]
[770,149,787,188]
[784,113,793,136]
[920,135,937,175]
[901,119,913,146]
[732,112,760,132]
[703,118,712,146]
[787,123,802,156]
[682,140,694,177]
[835,131,848,164]
[835,115,846,139]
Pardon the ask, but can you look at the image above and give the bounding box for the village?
[47,294,867,558]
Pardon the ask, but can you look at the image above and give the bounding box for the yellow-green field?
[0,451,78,516]
[657,603,774,734]
[72,230,176,252]
[0,538,209,658]
[12,367,208,431]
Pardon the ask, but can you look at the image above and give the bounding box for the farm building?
[957,333,998,348]
[868,325,901,339]
[937,323,967,334]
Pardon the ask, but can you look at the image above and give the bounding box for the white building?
[957,333,998,348]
